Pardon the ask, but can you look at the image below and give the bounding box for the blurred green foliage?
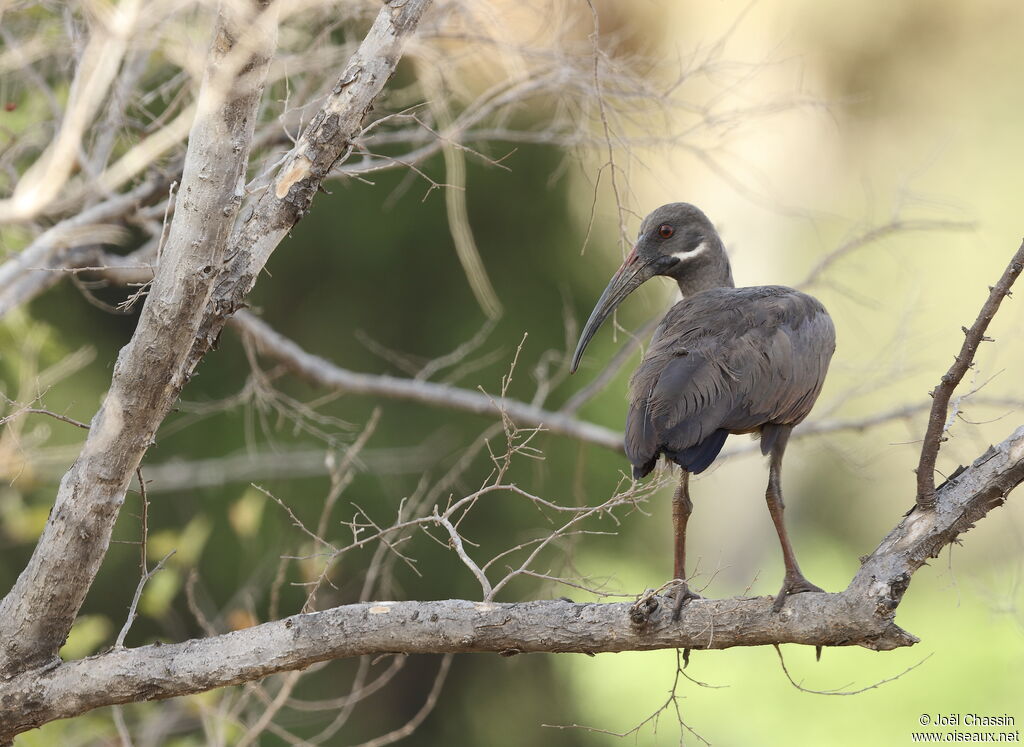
[3,1,1024,745]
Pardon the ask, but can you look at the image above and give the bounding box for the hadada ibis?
[571,203,835,612]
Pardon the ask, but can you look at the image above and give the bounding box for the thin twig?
[799,219,976,289]
[773,645,932,695]
[136,467,149,576]
[0,407,89,430]
[231,310,623,451]
[113,550,175,649]
[351,655,453,747]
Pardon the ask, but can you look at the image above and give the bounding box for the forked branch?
[0,3,277,678]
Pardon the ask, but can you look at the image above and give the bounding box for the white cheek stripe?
[671,240,708,261]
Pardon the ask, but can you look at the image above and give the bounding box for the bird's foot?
[772,574,825,612]
[665,579,703,621]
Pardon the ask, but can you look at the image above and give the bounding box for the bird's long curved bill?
[570,254,654,373]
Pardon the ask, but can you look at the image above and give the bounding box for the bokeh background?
[2,0,1023,744]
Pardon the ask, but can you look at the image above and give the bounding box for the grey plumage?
[627,286,834,478]
[570,202,835,612]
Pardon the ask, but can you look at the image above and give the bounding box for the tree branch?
[182,0,434,387]
[0,3,277,678]
[0,176,168,317]
[230,310,623,451]
[0,0,434,684]
[797,219,976,289]
[916,239,1024,508]
[2,423,1022,738]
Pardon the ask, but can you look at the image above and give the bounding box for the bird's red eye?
[658,224,674,239]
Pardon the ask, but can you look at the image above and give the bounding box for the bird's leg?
[766,428,824,612]
[670,470,701,619]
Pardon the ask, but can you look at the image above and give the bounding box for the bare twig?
[544,648,709,744]
[799,219,976,289]
[0,177,167,318]
[418,60,502,319]
[352,654,453,747]
[231,310,623,451]
[113,550,175,649]
[562,316,660,414]
[0,406,89,430]
[773,645,932,696]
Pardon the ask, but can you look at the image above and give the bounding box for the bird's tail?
[663,428,729,475]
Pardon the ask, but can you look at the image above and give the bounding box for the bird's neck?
[674,238,735,296]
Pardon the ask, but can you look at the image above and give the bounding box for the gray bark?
[0,177,168,317]
[0,0,433,737]
[183,0,434,384]
[0,6,277,679]
[0,0,1020,740]
[1,424,1020,738]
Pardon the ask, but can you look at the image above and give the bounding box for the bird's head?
[570,202,731,373]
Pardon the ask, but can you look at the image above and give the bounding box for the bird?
[570,202,835,613]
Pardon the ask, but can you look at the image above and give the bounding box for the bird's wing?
[626,289,834,473]
[724,298,835,431]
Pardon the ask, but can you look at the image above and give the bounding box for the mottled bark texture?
[2,425,1021,737]
[185,0,434,381]
[0,0,433,738]
[0,5,277,679]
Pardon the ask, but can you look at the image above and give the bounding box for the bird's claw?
[665,579,703,621]
[772,574,825,612]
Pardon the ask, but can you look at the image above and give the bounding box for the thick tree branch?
[0,5,277,678]
[0,0,433,684]
[858,426,1024,596]
[2,424,1022,738]
[0,596,903,736]
[916,239,1024,508]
